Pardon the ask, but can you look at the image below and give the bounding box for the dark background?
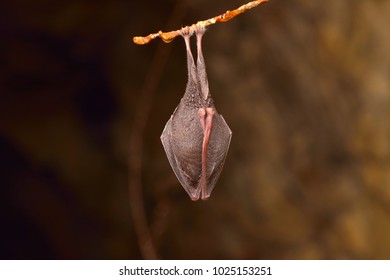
[1,0,390,259]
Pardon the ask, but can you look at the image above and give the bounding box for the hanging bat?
[161,25,232,201]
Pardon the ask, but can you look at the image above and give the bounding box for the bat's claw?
[179,26,194,38]
[194,24,207,35]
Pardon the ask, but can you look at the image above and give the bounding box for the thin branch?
[128,1,186,259]
[133,0,269,45]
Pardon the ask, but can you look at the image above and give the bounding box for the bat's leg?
[195,25,209,100]
[179,27,197,83]
[198,107,215,200]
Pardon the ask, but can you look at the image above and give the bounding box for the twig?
[128,1,186,259]
[133,0,269,45]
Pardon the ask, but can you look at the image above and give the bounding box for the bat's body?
[161,26,232,201]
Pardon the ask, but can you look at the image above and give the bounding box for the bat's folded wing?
[161,113,203,200]
[204,113,232,199]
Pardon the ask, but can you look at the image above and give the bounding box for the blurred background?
[1,0,390,259]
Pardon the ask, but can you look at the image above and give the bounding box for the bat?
[161,25,232,201]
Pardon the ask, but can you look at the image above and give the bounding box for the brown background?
[1,0,390,259]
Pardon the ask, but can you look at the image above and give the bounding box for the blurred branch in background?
[128,0,187,260]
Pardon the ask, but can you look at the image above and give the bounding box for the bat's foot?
[179,26,194,38]
[194,24,206,36]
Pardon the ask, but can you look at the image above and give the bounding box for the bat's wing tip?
[187,188,201,201]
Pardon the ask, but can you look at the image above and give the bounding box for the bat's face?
[160,26,232,200]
